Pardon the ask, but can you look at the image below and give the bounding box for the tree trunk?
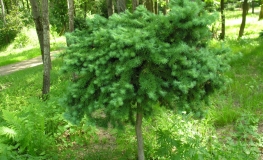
[239,0,248,38]
[116,0,126,13]
[84,1,87,19]
[0,0,6,26]
[220,0,225,40]
[154,1,158,14]
[67,0,74,33]
[145,0,153,12]
[163,0,169,15]
[259,4,263,20]
[136,104,145,160]
[29,0,44,62]
[132,0,139,12]
[26,0,30,11]
[107,0,114,17]
[42,0,51,95]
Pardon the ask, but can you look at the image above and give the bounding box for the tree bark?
[132,0,139,12]
[107,0,114,17]
[29,0,44,62]
[67,0,74,32]
[239,0,249,38]
[116,0,126,13]
[259,4,263,20]
[136,104,145,160]
[0,0,6,26]
[145,0,153,12]
[84,1,87,19]
[26,0,30,11]
[220,0,225,40]
[42,0,51,95]
[163,0,169,15]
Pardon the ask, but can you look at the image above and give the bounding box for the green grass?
[0,29,66,67]
[0,48,41,67]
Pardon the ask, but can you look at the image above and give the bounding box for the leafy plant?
[0,105,56,158]
[61,0,231,159]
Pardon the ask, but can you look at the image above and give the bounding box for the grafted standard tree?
[61,0,230,159]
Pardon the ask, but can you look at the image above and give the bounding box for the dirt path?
[0,50,61,76]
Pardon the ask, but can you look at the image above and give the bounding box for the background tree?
[29,0,44,61]
[67,0,74,33]
[239,0,249,38]
[61,0,230,159]
[107,0,114,17]
[42,0,51,95]
[259,1,263,20]
[220,0,225,40]
[0,0,6,26]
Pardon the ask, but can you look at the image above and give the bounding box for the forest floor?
[0,50,61,76]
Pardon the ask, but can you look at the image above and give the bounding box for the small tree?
[61,0,230,159]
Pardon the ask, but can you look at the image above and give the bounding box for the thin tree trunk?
[0,0,6,26]
[67,0,74,33]
[29,0,44,62]
[136,104,145,160]
[26,0,30,11]
[154,0,158,14]
[163,0,169,15]
[107,0,114,17]
[145,0,153,12]
[239,0,248,38]
[259,4,263,20]
[42,0,51,95]
[116,0,126,13]
[132,0,139,12]
[220,0,225,40]
[4,1,8,14]
[84,1,87,19]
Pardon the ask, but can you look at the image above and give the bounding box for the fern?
[0,105,55,157]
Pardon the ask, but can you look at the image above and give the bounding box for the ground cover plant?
[0,1,263,160]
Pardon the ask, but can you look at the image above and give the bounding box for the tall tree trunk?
[163,0,169,15]
[4,1,9,14]
[132,0,139,12]
[239,0,248,38]
[107,0,114,17]
[116,0,126,13]
[67,0,74,32]
[84,1,87,19]
[154,0,158,14]
[26,0,30,11]
[42,0,51,95]
[21,0,25,8]
[220,0,225,40]
[259,3,263,20]
[145,0,153,12]
[0,0,6,26]
[136,104,145,160]
[29,0,44,62]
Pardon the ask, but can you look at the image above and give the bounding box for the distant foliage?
[61,0,230,126]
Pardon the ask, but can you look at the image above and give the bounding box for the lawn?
[0,8,263,159]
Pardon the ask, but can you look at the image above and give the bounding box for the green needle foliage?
[61,0,230,128]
